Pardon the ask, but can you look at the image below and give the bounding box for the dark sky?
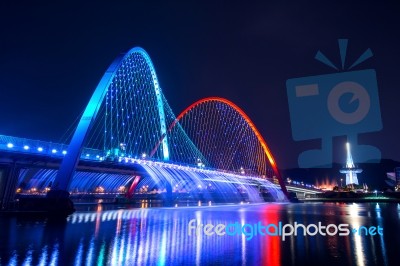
[0,1,399,169]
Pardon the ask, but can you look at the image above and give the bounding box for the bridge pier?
[164,181,173,207]
[0,163,20,210]
[45,189,75,215]
[126,176,141,199]
[0,163,75,216]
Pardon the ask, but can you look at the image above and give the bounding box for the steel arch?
[153,97,288,196]
[53,47,169,191]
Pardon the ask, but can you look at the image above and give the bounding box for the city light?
[95,186,105,193]
[7,143,13,148]
[23,145,29,150]
[52,149,57,154]
[37,147,43,152]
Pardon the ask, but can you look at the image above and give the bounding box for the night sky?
[0,1,399,169]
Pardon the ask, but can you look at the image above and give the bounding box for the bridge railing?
[1,134,321,193]
[0,134,103,161]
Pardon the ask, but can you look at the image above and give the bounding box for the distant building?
[386,167,400,191]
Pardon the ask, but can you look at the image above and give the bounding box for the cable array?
[166,98,275,177]
[58,51,277,178]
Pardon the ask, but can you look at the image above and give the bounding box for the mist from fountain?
[15,159,286,204]
[137,160,286,204]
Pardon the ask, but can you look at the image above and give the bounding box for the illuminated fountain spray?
[15,160,286,203]
[340,142,362,185]
[138,161,286,203]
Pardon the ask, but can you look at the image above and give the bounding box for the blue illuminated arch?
[53,47,169,191]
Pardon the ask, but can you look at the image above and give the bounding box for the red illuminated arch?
[151,97,288,196]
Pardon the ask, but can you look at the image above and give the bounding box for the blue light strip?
[139,49,170,161]
[51,48,170,191]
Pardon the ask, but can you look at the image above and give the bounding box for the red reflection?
[94,203,103,238]
[261,204,281,266]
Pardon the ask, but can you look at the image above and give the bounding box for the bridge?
[0,47,320,210]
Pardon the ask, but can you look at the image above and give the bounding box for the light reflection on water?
[0,203,399,265]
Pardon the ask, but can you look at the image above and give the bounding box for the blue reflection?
[38,245,48,266]
[74,240,83,266]
[0,203,399,265]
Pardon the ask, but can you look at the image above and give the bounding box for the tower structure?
[340,142,362,185]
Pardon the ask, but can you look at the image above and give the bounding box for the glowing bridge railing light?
[12,151,320,197]
[0,134,105,161]
[0,135,313,195]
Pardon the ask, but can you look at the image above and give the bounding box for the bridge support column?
[164,181,173,207]
[45,189,75,215]
[0,163,20,210]
[126,176,141,199]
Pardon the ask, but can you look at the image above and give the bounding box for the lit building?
[386,167,400,191]
[339,142,362,185]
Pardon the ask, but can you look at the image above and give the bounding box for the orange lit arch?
[151,97,288,196]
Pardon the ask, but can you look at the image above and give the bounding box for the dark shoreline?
[303,197,400,203]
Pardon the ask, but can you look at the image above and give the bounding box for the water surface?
[1,202,399,265]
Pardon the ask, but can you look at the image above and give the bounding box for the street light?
[120,143,126,150]
[240,167,245,175]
